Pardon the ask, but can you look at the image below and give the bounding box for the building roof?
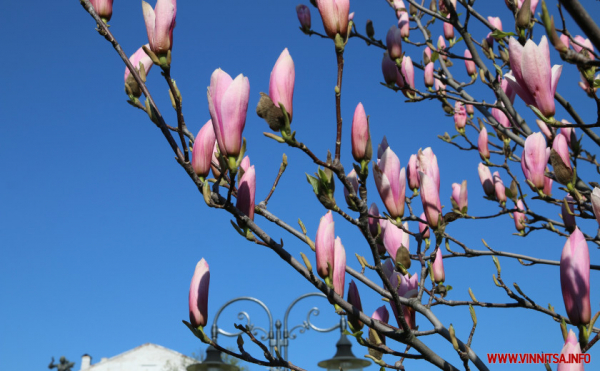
[81,343,197,371]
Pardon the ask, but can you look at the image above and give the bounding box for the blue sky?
[1,1,600,370]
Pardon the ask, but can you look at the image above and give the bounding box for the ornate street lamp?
[202,293,371,371]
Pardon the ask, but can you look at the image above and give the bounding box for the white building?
[79,343,197,371]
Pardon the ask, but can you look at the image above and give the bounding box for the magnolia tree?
[80,0,599,370]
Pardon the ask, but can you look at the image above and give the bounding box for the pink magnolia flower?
[424,62,435,88]
[438,0,457,13]
[535,119,555,140]
[370,305,390,344]
[348,12,354,21]
[451,180,468,212]
[210,142,221,178]
[90,0,113,22]
[478,163,495,197]
[493,172,506,203]
[240,156,251,173]
[443,15,454,40]
[142,0,177,57]
[552,133,571,170]
[435,77,446,93]
[420,171,442,228]
[500,75,516,104]
[343,169,359,205]
[395,0,410,38]
[559,124,576,150]
[557,330,583,371]
[506,37,562,118]
[521,132,551,190]
[514,199,527,231]
[423,47,432,64]
[374,147,406,219]
[464,49,477,77]
[296,5,311,31]
[192,120,217,178]
[432,248,445,284]
[269,49,295,120]
[351,102,371,162]
[417,148,440,191]
[466,104,474,115]
[407,154,420,191]
[382,52,399,86]
[543,167,553,196]
[382,219,409,261]
[517,0,538,13]
[347,280,363,330]
[437,36,448,60]
[560,227,591,325]
[236,165,256,221]
[418,212,430,239]
[573,36,595,60]
[487,16,503,31]
[561,195,576,232]
[491,106,511,129]
[208,69,250,159]
[333,237,346,297]
[124,45,154,98]
[316,211,335,279]
[189,258,210,327]
[386,26,403,60]
[377,137,389,162]
[316,0,350,39]
[454,101,467,130]
[579,72,600,94]
[591,187,600,228]
[389,272,419,329]
[478,127,490,160]
[398,56,415,98]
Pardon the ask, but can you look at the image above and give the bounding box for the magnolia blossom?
[333,237,346,297]
[464,49,477,77]
[559,124,576,150]
[418,212,430,239]
[514,199,527,232]
[487,16,502,31]
[236,165,256,221]
[397,56,415,98]
[370,306,390,345]
[493,172,506,203]
[478,163,495,197]
[535,119,555,140]
[347,280,363,330]
[315,211,335,279]
[389,272,419,329]
[208,69,250,159]
[417,148,440,191]
[90,0,113,22]
[382,219,409,261]
[521,132,550,190]
[316,0,350,39]
[451,180,468,212]
[142,0,177,57]
[552,134,571,170]
[478,127,490,160]
[424,62,434,88]
[189,258,210,327]
[517,0,539,14]
[420,171,442,228]
[506,37,562,118]
[573,35,595,60]
[351,103,371,162]
[296,5,311,31]
[395,0,409,38]
[192,120,217,178]
[374,147,406,219]
[432,248,445,284]
[386,26,403,60]
[343,169,359,206]
[382,52,399,85]
[269,49,295,120]
[407,154,420,191]
[557,330,584,371]
[454,101,467,130]
[560,227,591,326]
[443,15,454,40]
[124,45,154,98]
[579,72,600,94]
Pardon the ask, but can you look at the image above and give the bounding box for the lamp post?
[191,292,370,371]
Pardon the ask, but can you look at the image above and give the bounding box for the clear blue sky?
[1,1,600,370]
